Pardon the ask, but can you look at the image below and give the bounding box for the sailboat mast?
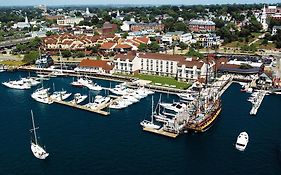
[151,96,154,123]
[31,110,38,145]
[59,50,63,73]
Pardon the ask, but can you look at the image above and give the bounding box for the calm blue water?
[0,71,281,175]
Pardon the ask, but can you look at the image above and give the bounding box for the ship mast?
[31,110,38,145]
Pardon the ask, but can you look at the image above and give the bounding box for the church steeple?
[25,16,28,23]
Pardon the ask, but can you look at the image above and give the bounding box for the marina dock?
[53,99,114,116]
[249,90,267,115]
[143,127,179,138]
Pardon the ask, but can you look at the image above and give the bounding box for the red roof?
[79,59,114,71]
[100,42,116,50]
[114,43,132,49]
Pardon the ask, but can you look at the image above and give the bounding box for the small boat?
[70,93,87,104]
[30,110,49,160]
[140,96,160,130]
[235,132,249,151]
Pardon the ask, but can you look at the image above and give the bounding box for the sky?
[0,0,280,6]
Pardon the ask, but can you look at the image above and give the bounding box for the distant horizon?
[0,0,280,7]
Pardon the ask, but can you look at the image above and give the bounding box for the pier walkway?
[143,127,179,138]
[249,90,267,115]
[53,96,122,116]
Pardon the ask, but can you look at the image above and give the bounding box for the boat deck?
[143,127,179,138]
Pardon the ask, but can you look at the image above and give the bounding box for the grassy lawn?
[255,40,276,50]
[0,60,26,67]
[134,74,191,89]
[223,32,263,48]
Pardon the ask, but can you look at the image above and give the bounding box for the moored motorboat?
[235,132,249,151]
[31,88,52,104]
[70,93,87,104]
[2,80,31,90]
[84,95,110,110]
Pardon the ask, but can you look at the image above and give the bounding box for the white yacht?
[2,80,31,90]
[71,77,91,87]
[177,92,196,101]
[235,132,249,151]
[31,88,52,104]
[21,77,40,86]
[85,83,102,91]
[50,91,72,101]
[122,94,139,103]
[160,102,187,112]
[70,93,87,104]
[30,110,49,160]
[140,96,160,130]
[84,95,111,110]
[109,97,129,109]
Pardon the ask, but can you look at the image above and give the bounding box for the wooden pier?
[143,127,179,138]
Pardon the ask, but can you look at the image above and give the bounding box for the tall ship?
[185,91,221,132]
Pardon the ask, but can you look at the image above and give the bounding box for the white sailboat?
[30,110,49,160]
[140,96,160,129]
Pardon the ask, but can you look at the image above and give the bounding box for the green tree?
[122,32,129,39]
[148,42,160,53]
[61,50,72,58]
[178,42,188,52]
[185,48,203,58]
[138,43,148,52]
[23,51,39,64]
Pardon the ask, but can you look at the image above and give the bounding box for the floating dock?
[53,100,111,116]
[143,127,179,138]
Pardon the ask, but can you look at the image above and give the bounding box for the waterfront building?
[35,54,54,68]
[113,52,215,82]
[188,19,216,32]
[75,59,114,74]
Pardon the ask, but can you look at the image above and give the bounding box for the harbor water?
[0,71,281,175]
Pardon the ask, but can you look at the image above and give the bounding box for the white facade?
[113,57,142,74]
[113,53,215,81]
[121,20,136,32]
[57,17,84,27]
[140,57,178,76]
[180,33,192,43]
